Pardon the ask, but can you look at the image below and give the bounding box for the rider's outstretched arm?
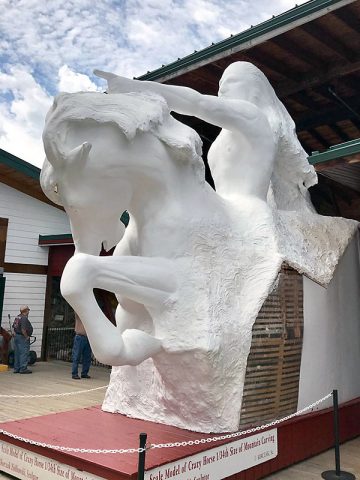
[95,69,203,117]
[94,70,269,136]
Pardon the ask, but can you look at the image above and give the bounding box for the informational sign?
[0,440,105,480]
[145,429,277,480]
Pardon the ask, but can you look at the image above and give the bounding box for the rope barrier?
[0,385,109,398]
[0,392,333,454]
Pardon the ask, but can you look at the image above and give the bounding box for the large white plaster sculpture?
[41,62,358,433]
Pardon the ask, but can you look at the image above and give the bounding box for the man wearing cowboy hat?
[13,305,33,374]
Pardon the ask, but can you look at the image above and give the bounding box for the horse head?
[41,91,205,255]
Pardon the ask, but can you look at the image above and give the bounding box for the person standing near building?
[72,314,92,379]
[13,305,33,374]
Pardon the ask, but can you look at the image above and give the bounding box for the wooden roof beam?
[300,22,356,62]
[288,92,321,111]
[296,95,360,130]
[243,50,299,81]
[308,128,331,149]
[329,123,353,143]
[333,6,360,35]
[202,63,223,80]
[314,85,342,103]
[348,118,360,132]
[338,74,360,94]
[269,35,325,69]
[167,67,218,91]
[277,56,360,97]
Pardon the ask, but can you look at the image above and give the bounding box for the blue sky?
[0,0,306,166]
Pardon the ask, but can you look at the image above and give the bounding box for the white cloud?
[191,1,220,24]
[0,67,52,166]
[58,65,101,93]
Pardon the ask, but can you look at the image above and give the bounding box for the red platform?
[0,398,359,480]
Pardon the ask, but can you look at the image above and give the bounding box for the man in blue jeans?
[13,305,33,374]
[72,314,92,379]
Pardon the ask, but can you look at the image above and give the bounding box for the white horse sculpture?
[41,64,356,432]
[41,90,284,432]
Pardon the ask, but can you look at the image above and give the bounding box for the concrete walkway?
[265,437,359,479]
[0,360,110,423]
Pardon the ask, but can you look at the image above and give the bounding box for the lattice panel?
[240,264,303,426]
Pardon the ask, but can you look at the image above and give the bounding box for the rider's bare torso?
[207,118,275,202]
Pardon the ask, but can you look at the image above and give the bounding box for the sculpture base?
[0,398,359,480]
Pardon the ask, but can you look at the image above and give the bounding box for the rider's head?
[218,62,273,107]
[20,305,30,314]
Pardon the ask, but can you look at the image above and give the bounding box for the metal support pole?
[0,271,5,329]
[321,390,355,480]
[137,432,147,480]
[333,389,341,476]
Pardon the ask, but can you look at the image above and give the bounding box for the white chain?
[151,392,333,449]
[0,428,143,454]
[0,392,332,454]
[0,385,109,398]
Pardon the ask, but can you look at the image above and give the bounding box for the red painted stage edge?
[0,397,359,480]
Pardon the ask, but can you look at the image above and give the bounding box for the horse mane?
[46,91,205,178]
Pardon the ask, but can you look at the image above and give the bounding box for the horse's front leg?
[61,253,177,366]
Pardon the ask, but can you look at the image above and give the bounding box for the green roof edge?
[309,138,360,165]
[0,148,40,180]
[39,234,73,244]
[39,234,73,241]
[138,0,345,81]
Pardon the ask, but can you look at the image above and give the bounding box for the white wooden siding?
[0,182,70,265]
[2,273,47,357]
[0,180,71,357]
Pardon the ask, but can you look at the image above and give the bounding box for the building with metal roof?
[138,0,360,220]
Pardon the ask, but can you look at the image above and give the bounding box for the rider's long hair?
[222,62,317,212]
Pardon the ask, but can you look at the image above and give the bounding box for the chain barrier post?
[137,432,147,480]
[321,390,355,480]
